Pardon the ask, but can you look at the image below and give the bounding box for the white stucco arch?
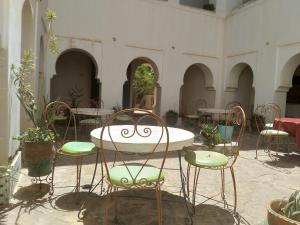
[278,53,300,91]
[46,37,102,81]
[54,48,99,79]
[226,62,254,91]
[182,63,214,89]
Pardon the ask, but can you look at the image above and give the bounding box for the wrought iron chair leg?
[49,152,58,196]
[230,167,237,214]
[104,185,113,225]
[186,164,191,198]
[255,134,261,159]
[192,166,201,215]
[220,168,226,204]
[76,156,83,193]
[155,185,163,225]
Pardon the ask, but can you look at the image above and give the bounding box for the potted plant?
[268,190,300,225]
[203,3,215,11]
[200,123,221,147]
[12,50,55,177]
[165,110,179,127]
[11,9,58,178]
[132,64,156,110]
[217,119,235,143]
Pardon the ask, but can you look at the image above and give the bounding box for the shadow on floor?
[47,189,245,225]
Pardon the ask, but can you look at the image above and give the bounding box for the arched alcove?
[50,49,100,107]
[180,63,215,115]
[123,57,161,113]
[231,65,254,117]
[285,62,300,117]
[20,0,34,132]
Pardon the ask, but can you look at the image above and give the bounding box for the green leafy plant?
[165,110,178,118]
[132,64,156,100]
[11,8,59,143]
[68,85,84,108]
[13,127,55,142]
[200,123,221,146]
[281,190,300,222]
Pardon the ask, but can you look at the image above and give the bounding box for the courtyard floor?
[1,132,300,225]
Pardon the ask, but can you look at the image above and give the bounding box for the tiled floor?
[1,132,299,225]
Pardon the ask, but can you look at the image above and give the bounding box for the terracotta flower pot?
[267,199,300,225]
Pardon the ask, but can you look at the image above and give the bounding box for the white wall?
[0,0,47,163]
[224,0,300,116]
[47,0,224,114]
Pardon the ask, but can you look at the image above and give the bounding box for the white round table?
[90,125,194,153]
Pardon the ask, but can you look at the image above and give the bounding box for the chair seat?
[185,115,199,119]
[108,164,163,186]
[184,150,228,168]
[62,141,96,155]
[265,123,273,129]
[260,129,289,136]
[79,118,99,125]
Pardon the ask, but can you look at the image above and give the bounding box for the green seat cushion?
[52,115,67,121]
[260,129,289,136]
[79,118,99,125]
[185,115,199,119]
[62,141,96,155]
[108,164,163,186]
[265,123,273,129]
[185,150,228,168]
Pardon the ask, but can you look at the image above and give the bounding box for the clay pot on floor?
[267,199,300,225]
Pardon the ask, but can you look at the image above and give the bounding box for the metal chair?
[254,104,289,159]
[78,99,104,127]
[225,101,241,110]
[183,98,208,131]
[44,101,97,195]
[184,106,246,214]
[92,108,169,225]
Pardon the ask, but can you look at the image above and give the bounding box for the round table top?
[71,108,114,116]
[198,108,226,114]
[90,125,194,153]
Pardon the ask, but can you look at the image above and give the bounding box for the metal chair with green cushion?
[254,103,290,160]
[90,108,169,225]
[184,106,246,215]
[44,101,97,195]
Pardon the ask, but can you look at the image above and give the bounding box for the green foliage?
[200,123,221,146]
[165,110,178,118]
[203,3,215,11]
[11,9,59,143]
[132,64,156,99]
[13,127,55,142]
[282,190,300,222]
[68,85,84,108]
[11,50,37,126]
[45,8,59,54]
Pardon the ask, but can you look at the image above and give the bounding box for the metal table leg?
[177,150,193,225]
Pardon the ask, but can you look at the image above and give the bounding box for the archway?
[123,57,161,113]
[286,64,300,117]
[227,63,254,118]
[50,49,100,107]
[20,0,34,132]
[180,63,215,115]
[280,53,300,117]
[232,65,254,117]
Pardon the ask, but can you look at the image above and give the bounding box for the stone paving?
[1,132,300,225]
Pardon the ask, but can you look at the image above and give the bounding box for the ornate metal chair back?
[99,108,169,188]
[221,105,246,166]
[225,101,241,111]
[44,101,77,150]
